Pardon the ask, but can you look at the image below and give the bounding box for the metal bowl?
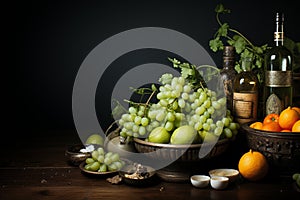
[133,138,232,182]
[134,138,231,161]
[241,123,300,175]
[65,144,91,166]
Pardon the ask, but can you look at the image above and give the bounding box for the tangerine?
[279,107,300,130]
[250,122,263,130]
[263,113,279,124]
[238,149,269,181]
[292,107,300,116]
[281,129,291,132]
[261,121,282,132]
[292,120,300,132]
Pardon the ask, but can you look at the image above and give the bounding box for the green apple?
[85,134,104,146]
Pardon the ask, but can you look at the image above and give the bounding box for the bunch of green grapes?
[118,72,239,142]
[84,147,124,172]
[293,173,300,188]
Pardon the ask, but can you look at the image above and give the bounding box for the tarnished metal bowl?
[241,123,300,175]
[133,138,232,182]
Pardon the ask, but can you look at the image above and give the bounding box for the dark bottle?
[233,57,259,124]
[220,46,237,113]
[264,13,293,115]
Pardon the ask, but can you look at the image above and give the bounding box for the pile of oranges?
[250,106,300,132]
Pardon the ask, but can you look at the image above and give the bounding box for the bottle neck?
[274,13,284,46]
[223,57,235,70]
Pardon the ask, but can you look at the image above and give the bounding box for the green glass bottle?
[233,57,259,124]
[264,13,293,115]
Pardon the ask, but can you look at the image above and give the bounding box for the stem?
[229,28,255,48]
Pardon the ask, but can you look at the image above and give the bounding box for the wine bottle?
[220,46,237,113]
[233,57,259,124]
[264,13,293,115]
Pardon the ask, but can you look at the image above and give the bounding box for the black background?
[10,0,300,138]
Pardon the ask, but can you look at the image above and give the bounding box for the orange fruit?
[250,122,263,130]
[292,120,300,132]
[263,113,279,124]
[261,121,282,132]
[292,107,300,116]
[281,129,291,132]
[238,149,269,181]
[279,106,300,130]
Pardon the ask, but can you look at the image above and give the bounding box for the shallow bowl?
[210,176,229,190]
[209,168,239,183]
[190,175,210,188]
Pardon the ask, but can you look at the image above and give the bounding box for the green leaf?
[209,37,223,52]
[215,4,231,14]
[233,35,246,53]
[217,23,229,37]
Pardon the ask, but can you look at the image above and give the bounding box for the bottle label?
[265,93,283,115]
[233,92,258,124]
[274,31,283,41]
[265,71,292,87]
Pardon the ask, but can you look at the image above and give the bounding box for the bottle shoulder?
[265,45,292,57]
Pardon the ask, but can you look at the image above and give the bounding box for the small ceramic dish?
[209,168,239,183]
[190,175,210,188]
[210,176,229,190]
[65,144,91,166]
[119,164,158,187]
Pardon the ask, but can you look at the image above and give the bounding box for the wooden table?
[0,130,299,200]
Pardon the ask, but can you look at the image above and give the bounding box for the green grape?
[85,158,95,164]
[212,101,221,110]
[214,127,223,136]
[156,111,166,122]
[97,147,105,155]
[90,161,100,171]
[172,101,178,110]
[178,99,186,108]
[113,161,123,170]
[159,99,168,107]
[194,122,203,131]
[183,85,191,93]
[206,118,213,125]
[199,92,207,103]
[157,92,165,100]
[91,151,99,160]
[167,112,175,122]
[148,110,156,119]
[105,152,113,158]
[222,117,230,127]
[132,124,139,133]
[98,164,107,172]
[110,153,120,162]
[210,123,216,131]
[138,126,146,135]
[124,122,134,130]
[203,99,211,109]
[195,106,205,115]
[137,110,144,117]
[203,123,210,131]
[207,107,215,114]
[104,157,113,165]
[216,120,224,128]
[134,116,142,125]
[129,107,137,114]
[120,131,127,138]
[97,155,105,163]
[224,128,233,138]
[84,163,92,170]
[181,92,189,100]
[108,163,118,171]
[141,117,149,126]
[178,77,185,85]
[229,122,238,131]
[165,121,174,131]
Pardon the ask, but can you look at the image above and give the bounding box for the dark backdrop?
[11,0,300,136]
